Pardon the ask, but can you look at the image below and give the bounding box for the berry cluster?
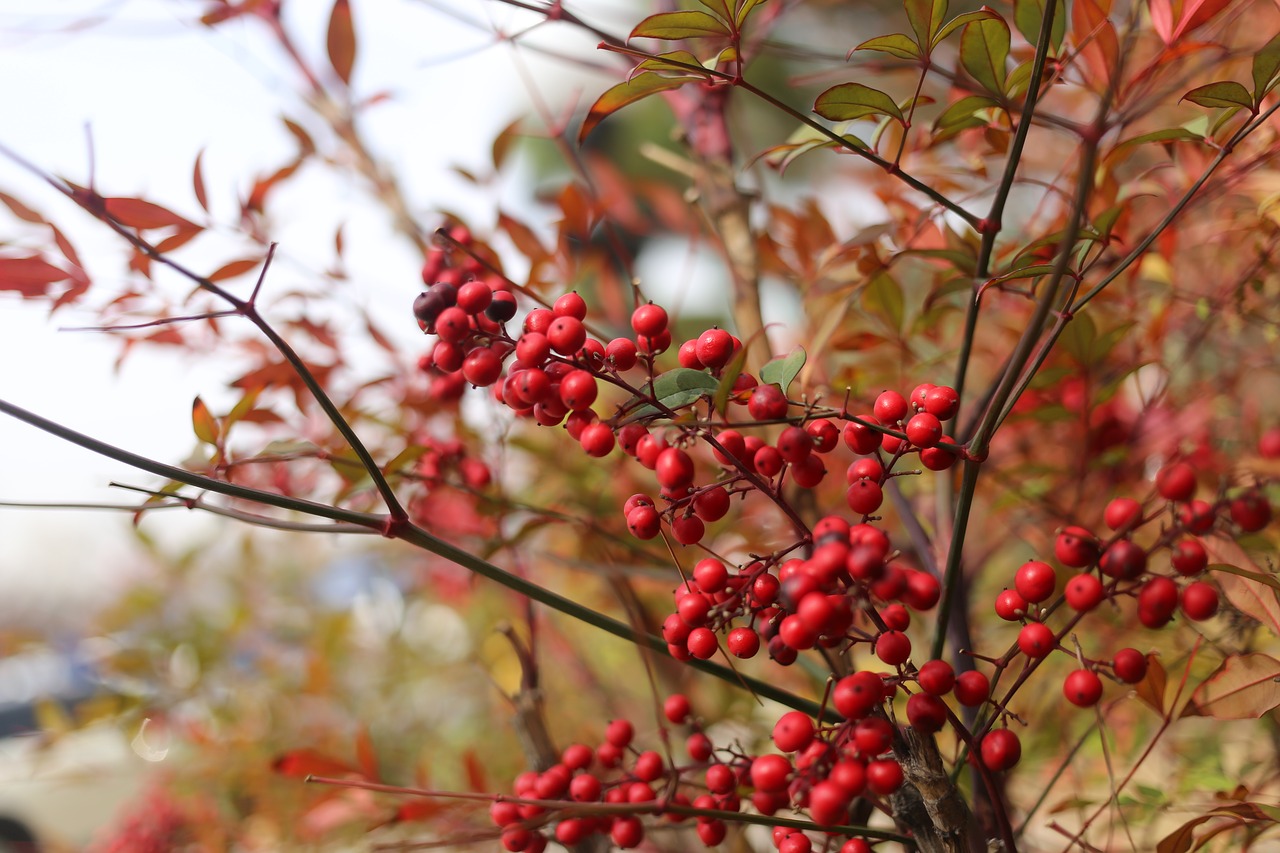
[412,255,1276,848]
[991,458,1272,710]
[489,697,889,852]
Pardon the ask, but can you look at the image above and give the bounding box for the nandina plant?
[3,1,1280,851]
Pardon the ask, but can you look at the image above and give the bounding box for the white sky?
[0,0,635,629]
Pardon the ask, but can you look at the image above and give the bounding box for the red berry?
[1064,573,1105,612]
[954,670,990,706]
[671,514,705,545]
[1171,538,1208,575]
[754,445,784,477]
[917,659,956,696]
[924,385,959,420]
[1179,499,1215,534]
[1138,576,1179,628]
[695,328,734,369]
[748,383,789,420]
[558,369,598,410]
[727,626,760,658]
[920,440,958,471]
[1017,622,1055,658]
[611,816,643,848]
[605,719,634,748]
[677,339,702,369]
[903,569,941,611]
[1055,526,1100,567]
[905,412,942,448]
[655,447,695,489]
[1099,539,1147,580]
[579,422,615,457]
[980,729,1021,771]
[881,603,910,631]
[553,291,586,319]
[853,717,894,756]
[777,426,814,463]
[686,626,718,658]
[874,390,908,424]
[462,348,503,387]
[994,589,1028,621]
[865,759,905,794]
[694,485,731,521]
[833,671,886,719]
[486,290,518,323]
[1112,648,1148,683]
[696,819,726,846]
[605,337,638,369]
[686,732,713,762]
[772,711,815,753]
[842,416,882,454]
[1015,560,1057,603]
[1063,669,1103,707]
[750,754,792,791]
[807,780,851,826]
[1181,581,1219,620]
[1156,461,1197,501]
[1104,497,1143,531]
[1261,427,1280,458]
[631,303,668,337]
[1231,492,1272,532]
[456,280,493,315]
[546,316,586,355]
[906,692,948,733]
[875,630,912,666]
[626,505,660,539]
[846,479,884,515]
[663,694,692,724]
[806,418,839,452]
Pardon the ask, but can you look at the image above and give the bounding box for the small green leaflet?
[620,368,721,423]
[579,73,694,143]
[1253,32,1280,104]
[854,33,922,60]
[1181,81,1255,112]
[960,14,1010,95]
[630,10,730,40]
[814,83,904,123]
[758,347,806,394]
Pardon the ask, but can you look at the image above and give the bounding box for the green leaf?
[905,0,948,49]
[1210,563,1280,592]
[579,73,693,143]
[619,368,722,422]
[854,33,922,60]
[932,95,1000,140]
[1113,127,1204,154]
[1013,0,1066,51]
[814,83,904,123]
[630,10,731,40]
[756,127,868,174]
[191,397,219,445]
[863,272,905,332]
[759,347,806,394]
[960,14,1010,94]
[696,0,733,23]
[1253,32,1280,103]
[637,50,709,76]
[734,0,770,28]
[383,444,428,476]
[1181,81,1255,112]
[713,341,752,415]
[935,8,1004,44]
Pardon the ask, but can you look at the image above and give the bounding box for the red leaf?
[153,226,203,254]
[272,748,361,779]
[1184,653,1280,719]
[0,256,69,296]
[462,749,487,793]
[193,150,209,212]
[0,191,46,224]
[208,258,261,282]
[393,799,443,822]
[1149,0,1175,43]
[327,0,356,86]
[104,197,197,230]
[355,727,379,781]
[1173,0,1233,39]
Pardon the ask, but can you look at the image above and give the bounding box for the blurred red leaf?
[1173,0,1234,40]
[0,191,46,224]
[208,258,261,282]
[193,150,209,212]
[104,197,197,230]
[393,799,444,822]
[463,749,487,793]
[0,256,69,296]
[327,0,357,85]
[1183,653,1280,719]
[154,226,203,254]
[355,727,379,781]
[272,748,362,779]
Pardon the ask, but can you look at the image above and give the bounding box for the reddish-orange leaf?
[192,397,220,445]
[1184,653,1280,720]
[462,749,487,793]
[104,197,197,230]
[0,256,68,296]
[393,799,443,822]
[355,727,379,781]
[1150,0,1175,43]
[208,258,261,282]
[272,748,361,779]
[327,0,357,86]
[1133,652,1168,714]
[0,191,45,224]
[154,226,203,254]
[1173,0,1234,40]
[193,150,209,212]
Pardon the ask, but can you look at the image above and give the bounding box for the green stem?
[930,459,980,661]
